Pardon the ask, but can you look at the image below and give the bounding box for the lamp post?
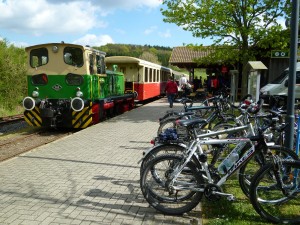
[285,0,299,150]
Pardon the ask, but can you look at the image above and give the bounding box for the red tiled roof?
[169,46,213,63]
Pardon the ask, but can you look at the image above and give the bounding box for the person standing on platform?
[181,83,192,97]
[179,75,188,88]
[199,77,203,88]
[193,77,199,92]
[165,77,178,108]
[211,74,219,95]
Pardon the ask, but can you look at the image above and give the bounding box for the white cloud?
[0,0,163,46]
[144,26,157,35]
[0,36,28,47]
[73,34,114,46]
[115,28,126,35]
[91,0,161,10]
[159,29,171,38]
[10,41,29,48]
[0,0,161,36]
[0,0,101,35]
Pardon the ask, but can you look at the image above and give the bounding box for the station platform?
[0,98,202,225]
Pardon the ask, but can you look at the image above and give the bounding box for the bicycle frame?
[167,120,282,201]
[168,122,256,184]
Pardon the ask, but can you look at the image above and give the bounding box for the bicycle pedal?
[227,195,236,201]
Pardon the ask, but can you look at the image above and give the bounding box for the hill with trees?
[95,43,173,67]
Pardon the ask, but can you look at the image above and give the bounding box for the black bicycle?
[250,157,300,224]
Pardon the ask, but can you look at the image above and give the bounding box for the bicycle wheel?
[140,144,186,173]
[212,113,237,129]
[191,100,210,118]
[239,145,298,198]
[249,160,300,224]
[140,154,204,215]
[157,117,178,135]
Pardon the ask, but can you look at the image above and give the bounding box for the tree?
[0,40,27,111]
[161,0,290,96]
[139,51,161,64]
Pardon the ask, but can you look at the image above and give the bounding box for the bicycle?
[142,97,269,172]
[159,87,233,123]
[249,157,300,224]
[157,95,237,137]
[139,104,298,215]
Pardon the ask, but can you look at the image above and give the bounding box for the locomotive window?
[89,54,95,74]
[32,73,48,85]
[96,55,106,74]
[63,47,83,67]
[30,48,48,68]
[66,73,84,85]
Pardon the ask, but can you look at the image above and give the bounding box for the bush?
[0,40,27,114]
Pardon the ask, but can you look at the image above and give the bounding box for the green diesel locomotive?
[22,42,134,128]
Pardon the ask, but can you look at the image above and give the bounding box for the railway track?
[0,114,24,124]
[0,100,153,162]
[0,114,75,162]
[0,128,74,162]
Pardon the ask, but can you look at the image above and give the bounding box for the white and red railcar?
[105,56,185,101]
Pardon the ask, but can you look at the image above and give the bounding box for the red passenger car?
[105,56,185,101]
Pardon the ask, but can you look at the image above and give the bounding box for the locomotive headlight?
[23,97,36,111]
[76,87,83,97]
[32,87,39,98]
[71,97,85,111]
[52,45,59,53]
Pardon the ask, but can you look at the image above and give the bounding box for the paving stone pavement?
[0,98,202,225]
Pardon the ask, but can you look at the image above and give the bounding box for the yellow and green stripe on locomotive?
[22,42,134,128]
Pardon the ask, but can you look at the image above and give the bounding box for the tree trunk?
[241,65,249,98]
[240,45,250,99]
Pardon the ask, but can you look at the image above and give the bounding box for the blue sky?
[0,0,213,48]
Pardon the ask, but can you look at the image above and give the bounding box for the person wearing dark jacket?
[165,77,178,108]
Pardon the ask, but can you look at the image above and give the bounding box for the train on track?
[105,56,185,101]
[22,42,186,129]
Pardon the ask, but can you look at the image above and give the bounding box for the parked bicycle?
[139,101,298,215]
[249,156,300,224]
[157,94,238,137]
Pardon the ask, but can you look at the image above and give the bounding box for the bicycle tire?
[140,146,202,192]
[239,145,298,198]
[140,144,187,173]
[212,113,237,129]
[190,100,210,117]
[140,154,204,215]
[157,117,179,136]
[249,160,300,224]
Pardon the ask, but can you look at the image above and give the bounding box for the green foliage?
[161,0,290,95]
[0,40,27,112]
[139,51,161,64]
[95,43,173,67]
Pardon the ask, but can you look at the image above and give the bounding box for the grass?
[201,129,275,225]
[201,177,275,225]
[0,105,24,117]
